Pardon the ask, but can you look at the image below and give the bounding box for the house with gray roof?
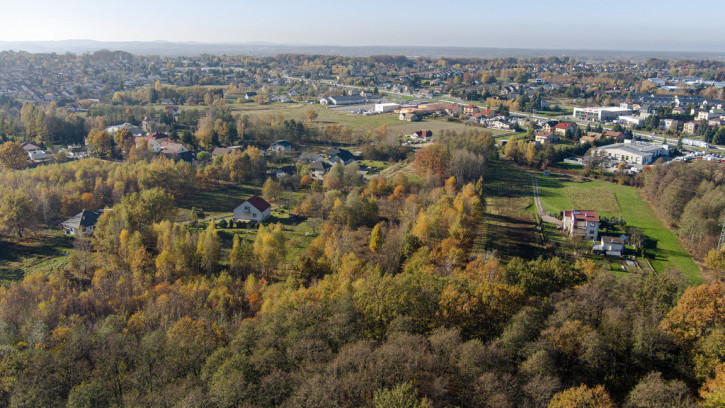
[61,209,103,236]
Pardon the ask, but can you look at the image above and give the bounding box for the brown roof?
[160,141,186,154]
[212,147,231,157]
[246,195,270,212]
[565,209,599,222]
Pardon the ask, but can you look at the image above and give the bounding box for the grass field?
[472,160,542,260]
[535,174,701,284]
[0,230,74,285]
[564,186,620,214]
[175,102,510,138]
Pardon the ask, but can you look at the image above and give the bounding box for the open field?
[564,186,620,214]
[472,160,542,260]
[0,230,74,285]
[535,174,701,284]
[174,103,510,138]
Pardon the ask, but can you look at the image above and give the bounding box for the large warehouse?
[594,141,669,165]
[573,106,633,122]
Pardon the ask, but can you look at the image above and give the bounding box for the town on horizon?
[1,3,725,406]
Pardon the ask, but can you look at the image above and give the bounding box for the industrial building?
[594,141,669,165]
[573,106,632,122]
[374,103,400,113]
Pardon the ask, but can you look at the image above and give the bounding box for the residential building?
[463,105,479,115]
[135,136,164,153]
[211,147,232,158]
[683,121,698,135]
[61,209,103,236]
[233,195,271,223]
[269,140,292,153]
[399,112,420,122]
[535,132,558,144]
[663,118,680,130]
[105,122,141,136]
[323,147,356,165]
[408,130,433,142]
[542,121,559,133]
[593,236,625,257]
[309,159,332,179]
[553,122,577,136]
[563,209,600,241]
[160,141,192,162]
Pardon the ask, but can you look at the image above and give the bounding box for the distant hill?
[0,40,723,61]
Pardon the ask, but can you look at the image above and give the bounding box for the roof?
[602,236,624,244]
[245,195,270,212]
[62,210,102,229]
[161,142,187,154]
[324,147,355,162]
[564,209,599,223]
[21,142,40,151]
[272,140,292,147]
[598,142,666,156]
[212,147,231,156]
[554,122,574,129]
[329,95,365,103]
[310,160,331,170]
[147,132,169,140]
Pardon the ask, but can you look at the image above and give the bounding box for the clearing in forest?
[472,160,542,260]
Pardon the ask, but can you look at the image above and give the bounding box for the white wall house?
[233,195,271,223]
[61,209,103,236]
[563,209,600,241]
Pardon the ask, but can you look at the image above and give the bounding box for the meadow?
[535,174,701,284]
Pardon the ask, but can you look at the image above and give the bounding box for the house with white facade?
[61,209,103,236]
[562,209,600,241]
[233,195,271,223]
[269,140,292,153]
[593,236,625,257]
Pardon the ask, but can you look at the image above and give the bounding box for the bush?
[218,219,228,228]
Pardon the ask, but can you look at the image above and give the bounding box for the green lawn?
[0,230,74,285]
[535,174,701,284]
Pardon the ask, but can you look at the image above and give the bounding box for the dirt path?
[531,174,562,227]
[471,160,542,260]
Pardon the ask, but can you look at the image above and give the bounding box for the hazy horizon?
[1,0,724,53]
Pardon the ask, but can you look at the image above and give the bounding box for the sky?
[1,0,724,52]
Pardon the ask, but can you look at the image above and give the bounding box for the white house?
[105,123,141,136]
[562,209,600,241]
[593,236,625,257]
[135,136,164,153]
[399,112,419,122]
[233,195,271,223]
[269,140,292,153]
[61,209,103,236]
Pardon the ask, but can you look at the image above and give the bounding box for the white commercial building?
[618,115,644,126]
[595,141,669,165]
[374,103,400,113]
[573,106,633,122]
